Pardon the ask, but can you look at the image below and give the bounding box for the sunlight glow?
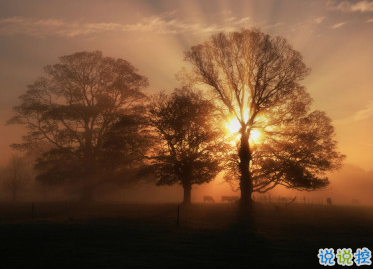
[225,116,261,144]
[225,117,242,134]
[250,129,261,143]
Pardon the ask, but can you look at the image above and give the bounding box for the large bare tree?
[183,29,344,208]
[8,51,148,200]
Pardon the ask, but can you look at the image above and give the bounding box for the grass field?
[0,202,372,268]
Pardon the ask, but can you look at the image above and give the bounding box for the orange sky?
[1,0,373,203]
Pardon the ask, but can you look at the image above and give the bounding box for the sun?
[225,117,261,144]
[225,117,241,134]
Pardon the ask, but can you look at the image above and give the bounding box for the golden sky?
[0,0,373,202]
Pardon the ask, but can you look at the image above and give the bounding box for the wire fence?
[252,195,330,205]
[200,195,333,206]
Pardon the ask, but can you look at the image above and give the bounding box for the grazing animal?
[221,196,239,203]
[271,196,297,210]
[203,196,215,203]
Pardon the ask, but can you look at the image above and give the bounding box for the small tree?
[183,28,344,208]
[8,51,148,200]
[2,156,30,202]
[147,88,227,205]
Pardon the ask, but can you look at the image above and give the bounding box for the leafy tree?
[183,28,344,208]
[99,110,153,186]
[147,88,227,205]
[8,51,148,200]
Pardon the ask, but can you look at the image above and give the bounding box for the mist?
[1,162,372,207]
[1,1,373,268]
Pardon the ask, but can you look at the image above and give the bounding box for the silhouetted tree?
[99,110,153,186]
[147,88,227,205]
[183,28,344,208]
[1,155,30,202]
[8,51,148,201]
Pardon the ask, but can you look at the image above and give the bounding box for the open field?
[0,202,372,268]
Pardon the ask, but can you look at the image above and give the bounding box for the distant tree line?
[4,28,344,207]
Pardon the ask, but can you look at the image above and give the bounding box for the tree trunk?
[12,190,17,203]
[80,155,95,203]
[183,183,192,205]
[81,158,95,203]
[238,131,253,210]
[80,186,94,202]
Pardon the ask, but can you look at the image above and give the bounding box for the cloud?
[263,22,284,29]
[331,22,347,28]
[352,99,373,121]
[0,14,253,38]
[329,0,373,12]
[0,17,90,37]
[225,16,237,22]
[336,99,373,124]
[314,17,326,24]
[234,17,251,24]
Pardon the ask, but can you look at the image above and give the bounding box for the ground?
[0,202,372,268]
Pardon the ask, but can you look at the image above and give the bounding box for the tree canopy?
[7,31,345,205]
[183,28,344,206]
[147,88,227,204]
[8,51,149,200]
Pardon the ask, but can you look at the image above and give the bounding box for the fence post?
[31,202,34,219]
[177,204,180,227]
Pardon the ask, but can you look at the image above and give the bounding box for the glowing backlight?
[225,117,261,143]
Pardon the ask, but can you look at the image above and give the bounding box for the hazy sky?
[1,0,373,175]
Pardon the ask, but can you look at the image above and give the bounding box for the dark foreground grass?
[0,202,372,268]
